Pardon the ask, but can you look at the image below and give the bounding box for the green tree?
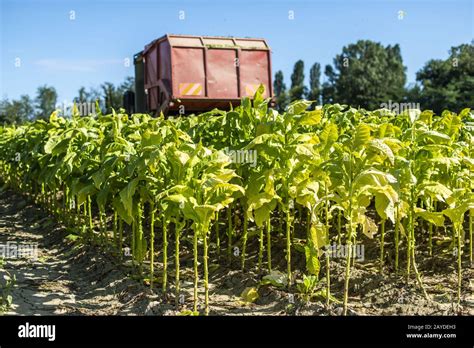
[306,62,321,105]
[121,76,135,93]
[416,43,474,113]
[35,85,58,120]
[273,70,289,111]
[101,76,135,113]
[0,95,34,124]
[321,66,336,104]
[77,87,87,102]
[75,86,102,104]
[101,82,121,113]
[403,83,423,104]
[323,40,406,109]
[289,60,307,101]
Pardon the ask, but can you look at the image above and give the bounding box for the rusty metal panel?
[168,36,202,47]
[144,45,159,110]
[168,99,241,112]
[239,50,271,98]
[172,47,205,98]
[159,40,171,81]
[207,49,238,99]
[202,37,236,47]
[234,39,268,49]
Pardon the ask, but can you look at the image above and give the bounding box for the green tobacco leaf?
[253,84,265,108]
[309,223,328,256]
[298,109,322,126]
[408,109,420,124]
[44,137,58,154]
[304,244,320,276]
[417,130,451,144]
[113,196,132,225]
[353,124,371,149]
[91,170,105,189]
[261,271,288,288]
[354,169,397,190]
[369,139,394,165]
[373,189,395,222]
[77,184,97,205]
[287,100,312,115]
[360,215,378,239]
[253,204,272,227]
[319,123,338,152]
[194,205,217,225]
[420,182,452,202]
[415,209,445,227]
[443,201,474,226]
[119,178,139,217]
[241,287,259,303]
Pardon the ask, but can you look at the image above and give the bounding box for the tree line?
[0,77,134,124]
[1,39,472,124]
[274,40,473,114]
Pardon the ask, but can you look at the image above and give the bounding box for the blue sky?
[1,0,473,103]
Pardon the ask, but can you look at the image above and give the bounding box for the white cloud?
[34,58,123,72]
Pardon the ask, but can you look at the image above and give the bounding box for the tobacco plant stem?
[409,214,429,300]
[215,211,220,258]
[343,154,353,317]
[337,210,342,245]
[470,211,473,265]
[241,209,248,271]
[99,209,106,242]
[428,200,433,257]
[406,218,411,281]
[118,218,123,259]
[325,185,330,306]
[150,205,155,290]
[227,207,233,264]
[286,209,292,287]
[203,231,209,315]
[380,219,385,273]
[428,223,433,257]
[162,217,168,293]
[87,196,93,238]
[411,236,429,300]
[113,211,118,249]
[394,208,400,273]
[306,210,310,236]
[457,226,462,306]
[137,202,144,275]
[131,221,136,263]
[258,227,264,271]
[266,217,272,272]
[193,228,198,313]
[175,221,181,305]
[343,237,352,316]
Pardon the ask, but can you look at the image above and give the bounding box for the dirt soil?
[0,188,472,316]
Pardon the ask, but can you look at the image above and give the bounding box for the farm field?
[0,93,473,316]
[0,188,472,316]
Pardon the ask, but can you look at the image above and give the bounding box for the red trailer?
[133,34,273,115]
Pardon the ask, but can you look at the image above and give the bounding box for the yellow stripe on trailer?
[192,84,202,96]
[179,83,203,96]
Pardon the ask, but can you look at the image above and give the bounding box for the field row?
[0,91,473,315]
